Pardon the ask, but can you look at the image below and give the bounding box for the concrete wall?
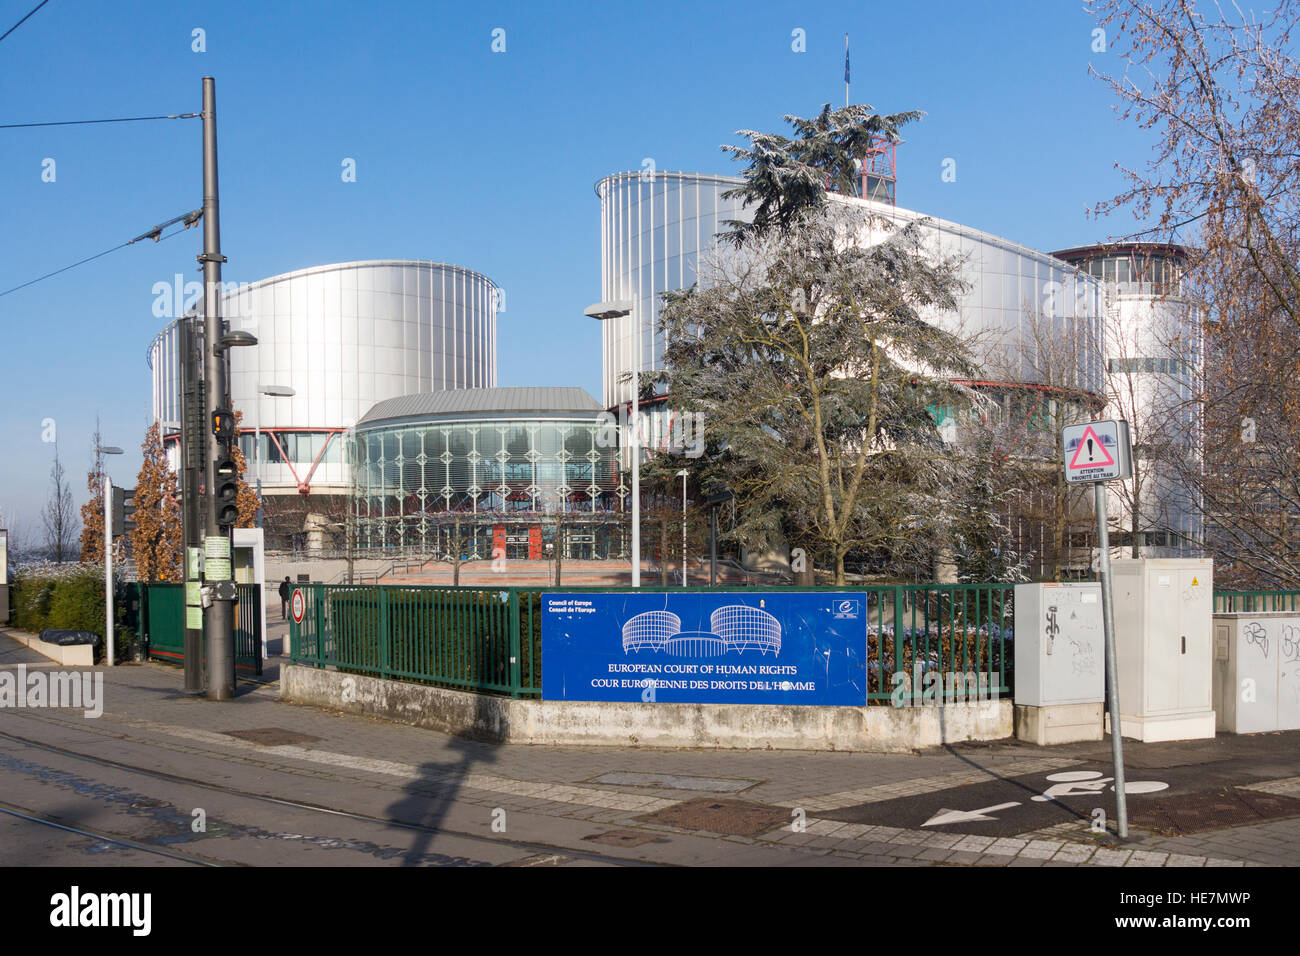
[282,664,1012,752]
[263,555,394,590]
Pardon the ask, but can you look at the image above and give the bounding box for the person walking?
[279,576,292,621]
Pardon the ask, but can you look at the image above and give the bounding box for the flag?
[844,35,850,84]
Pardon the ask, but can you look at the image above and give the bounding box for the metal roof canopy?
[358,387,604,426]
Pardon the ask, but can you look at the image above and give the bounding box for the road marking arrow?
[922,802,1021,827]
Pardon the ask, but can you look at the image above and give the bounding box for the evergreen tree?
[720,103,921,245]
[662,103,992,584]
[231,411,259,528]
[130,423,183,581]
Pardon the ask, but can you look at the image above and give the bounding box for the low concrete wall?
[282,665,1012,752]
[4,630,95,667]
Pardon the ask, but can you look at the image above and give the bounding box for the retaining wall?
[282,664,1012,752]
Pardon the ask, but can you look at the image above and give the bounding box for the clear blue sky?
[0,0,1152,531]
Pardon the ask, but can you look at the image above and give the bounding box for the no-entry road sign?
[1063,419,1132,483]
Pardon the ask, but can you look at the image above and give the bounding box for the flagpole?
[844,33,850,107]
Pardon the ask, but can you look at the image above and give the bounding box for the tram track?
[0,799,224,867]
[0,726,664,867]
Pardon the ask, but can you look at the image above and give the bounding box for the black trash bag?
[38,629,100,646]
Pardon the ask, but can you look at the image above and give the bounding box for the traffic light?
[111,486,137,537]
[212,408,236,439]
[214,455,240,528]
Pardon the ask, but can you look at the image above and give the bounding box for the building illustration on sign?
[1065,425,1117,465]
[621,606,782,657]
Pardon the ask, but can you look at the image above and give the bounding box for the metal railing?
[292,584,536,696]
[289,582,1016,704]
[1214,590,1300,613]
[864,584,1014,703]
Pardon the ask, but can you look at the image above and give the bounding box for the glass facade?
[1073,250,1182,296]
[351,414,626,558]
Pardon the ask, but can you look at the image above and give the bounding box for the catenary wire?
[0,209,201,299]
[0,112,199,129]
[0,0,50,45]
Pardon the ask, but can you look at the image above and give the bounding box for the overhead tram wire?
[0,111,201,295]
[0,0,50,45]
[0,209,202,299]
[0,112,199,129]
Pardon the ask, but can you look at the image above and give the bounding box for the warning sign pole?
[1063,419,1132,839]
[1094,482,1128,838]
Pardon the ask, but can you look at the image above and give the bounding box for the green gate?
[144,582,184,664]
[234,583,263,675]
[143,582,263,676]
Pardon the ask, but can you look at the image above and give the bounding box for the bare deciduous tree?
[42,446,79,563]
[1090,0,1300,585]
[976,303,1104,580]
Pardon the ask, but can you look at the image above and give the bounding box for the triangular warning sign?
[1068,426,1116,470]
[1192,577,1199,586]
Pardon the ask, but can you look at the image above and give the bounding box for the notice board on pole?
[541,591,867,705]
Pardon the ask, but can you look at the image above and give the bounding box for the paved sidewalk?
[3,627,1299,866]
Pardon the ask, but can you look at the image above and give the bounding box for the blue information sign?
[542,592,867,705]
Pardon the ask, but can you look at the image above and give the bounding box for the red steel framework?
[164,427,345,496]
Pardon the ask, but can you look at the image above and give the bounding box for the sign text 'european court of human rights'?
[541,592,867,705]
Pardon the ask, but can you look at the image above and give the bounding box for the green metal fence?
[289,582,1015,704]
[142,582,263,675]
[291,584,534,696]
[1213,590,1300,613]
[864,583,1015,703]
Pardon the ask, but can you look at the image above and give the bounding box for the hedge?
[8,562,134,662]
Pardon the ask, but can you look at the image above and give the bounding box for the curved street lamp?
[584,300,639,586]
[255,384,296,527]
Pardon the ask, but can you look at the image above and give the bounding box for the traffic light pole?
[180,313,204,693]
[201,75,236,701]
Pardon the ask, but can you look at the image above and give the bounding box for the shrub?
[47,573,105,636]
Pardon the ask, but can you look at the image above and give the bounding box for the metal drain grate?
[1129,787,1300,836]
[220,728,324,746]
[637,798,791,837]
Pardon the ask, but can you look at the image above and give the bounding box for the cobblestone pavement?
[2,628,1298,867]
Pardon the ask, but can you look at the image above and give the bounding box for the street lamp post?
[584,300,640,587]
[677,468,688,587]
[96,444,124,665]
[254,384,295,528]
[705,489,732,588]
